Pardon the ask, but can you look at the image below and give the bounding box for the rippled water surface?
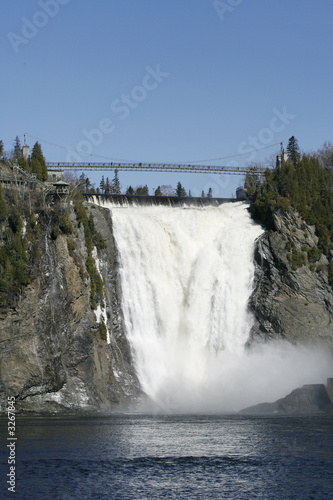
[1,414,333,499]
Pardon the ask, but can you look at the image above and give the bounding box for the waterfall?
[104,201,263,410]
[91,199,333,412]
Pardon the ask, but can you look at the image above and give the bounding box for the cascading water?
[109,201,262,410]
[95,199,332,412]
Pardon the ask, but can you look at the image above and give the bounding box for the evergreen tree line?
[98,169,121,194]
[247,136,333,259]
[97,177,214,198]
[0,186,41,309]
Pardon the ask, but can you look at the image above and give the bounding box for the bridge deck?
[47,162,263,175]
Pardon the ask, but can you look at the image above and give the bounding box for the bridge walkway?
[47,162,263,176]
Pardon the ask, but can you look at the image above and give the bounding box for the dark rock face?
[0,204,142,414]
[248,208,333,351]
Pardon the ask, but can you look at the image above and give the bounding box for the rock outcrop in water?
[240,380,333,415]
[248,208,333,351]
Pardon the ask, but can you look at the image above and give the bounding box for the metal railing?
[46,162,264,175]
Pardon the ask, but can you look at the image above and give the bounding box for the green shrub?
[29,213,37,229]
[328,262,333,285]
[74,202,106,309]
[8,208,23,234]
[59,215,73,234]
[287,249,306,270]
[307,247,322,263]
[0,195,42,310]
[285,240,295,252]
[67,239,76,253]
[86,254,104,310]
[277,195,290,211]
[0,228,30,309]
[98,321,107,341]
[0,184,7,222]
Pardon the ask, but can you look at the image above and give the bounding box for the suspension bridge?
[46,161,264,176]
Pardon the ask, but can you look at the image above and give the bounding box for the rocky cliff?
[0,201,142,414]
[1,197,333,415]
[249,208,333,351]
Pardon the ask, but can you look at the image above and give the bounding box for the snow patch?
[22,219,27,236]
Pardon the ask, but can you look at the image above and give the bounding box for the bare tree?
[160,185,174,196]
[316,141,333,177]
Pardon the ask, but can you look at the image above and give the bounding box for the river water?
[1,414,333,499]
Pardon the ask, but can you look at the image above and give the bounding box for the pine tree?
[135,185,149,195]
[126,186,135,195]
[112,169,121,194]
[201,190,205,198]
[13,136,22,162]
[154,186,162,196]
[176,181,187,197]
[207,187,213,198]
[0,140,4,157]
[30,142,48,181]
[286,136,301,167]
[79,172,86,185]
[99,175,105,194]
[105,177,110,194]
[85,177,92,192]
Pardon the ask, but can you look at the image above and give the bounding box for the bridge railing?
[46,162,264,175]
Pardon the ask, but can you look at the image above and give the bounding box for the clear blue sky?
[2,0,333,197]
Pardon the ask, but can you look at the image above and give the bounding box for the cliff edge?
[0,199,142,414]
[249,208,333,351]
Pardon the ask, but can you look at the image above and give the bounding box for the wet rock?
[0,204,142,414]
[249,208,333,351]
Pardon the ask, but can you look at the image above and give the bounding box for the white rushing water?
[97,200,332,412]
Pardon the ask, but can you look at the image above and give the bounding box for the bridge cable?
[26,133,280,166]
